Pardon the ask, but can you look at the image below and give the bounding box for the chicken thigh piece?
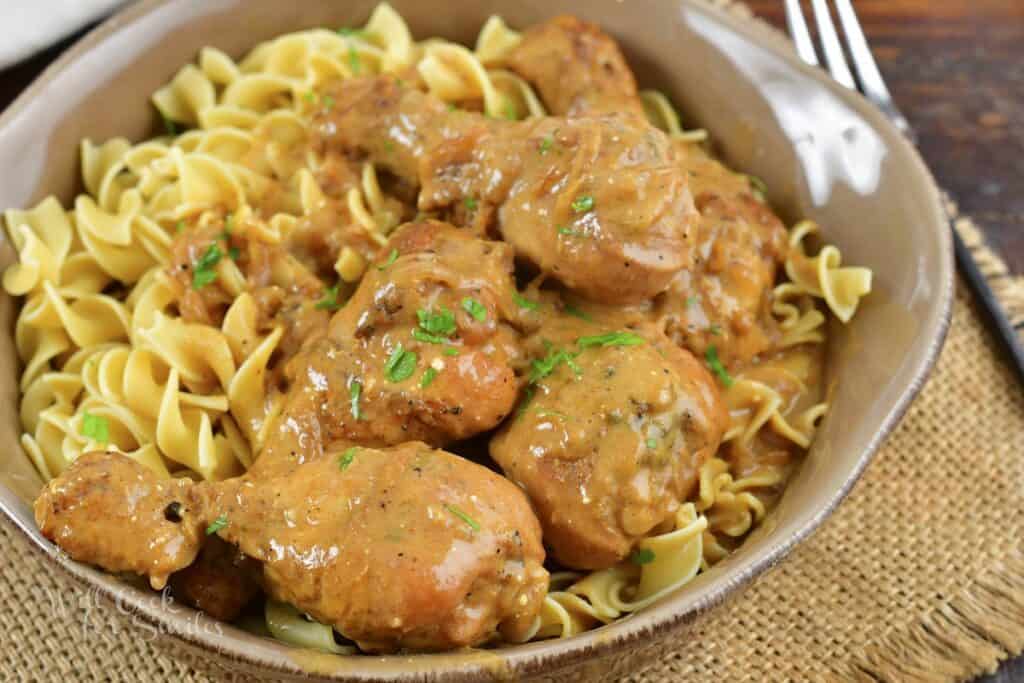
[505,14,645,118]
[312,77,696,304]
[490,313,727,570]
[35,444,548,652]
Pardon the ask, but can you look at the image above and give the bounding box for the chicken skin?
[35,444,548,652]
[312,77,697,304]
[489,313,727,570]
[505,15,645,118]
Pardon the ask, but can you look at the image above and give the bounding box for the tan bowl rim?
[0,0,954,679]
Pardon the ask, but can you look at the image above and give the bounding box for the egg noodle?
[2,3,871,649]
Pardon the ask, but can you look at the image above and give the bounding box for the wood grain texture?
[0,2,1021,680]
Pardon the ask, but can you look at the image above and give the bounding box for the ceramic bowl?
[0,0,953,680]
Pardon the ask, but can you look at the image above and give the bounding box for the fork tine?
[809,0,856,89]
[833,0,915,139]
[783,0,819,66]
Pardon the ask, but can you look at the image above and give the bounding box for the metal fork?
[785,0,1024,385]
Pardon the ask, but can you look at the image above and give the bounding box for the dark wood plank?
[745,0,1024,274]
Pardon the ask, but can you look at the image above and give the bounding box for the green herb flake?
[747,174,768,200]
[420,367,439,388]
[571,195,595,213]
[686,296,698,307]
[461,297,487,322]
[513,293,539,311]
[502,102,517,120]
[382,139,395,153]
[192,244,223,289]
[338,447,357,470]
[557,226,586,238]
[81,412,109,444]
[442,346,460,357]
[175,220,185,233]
[563,304,591,321]
[630,548,656,565]
[206,514,229,535]
[228,246,241,261]
[529,346,581,384]
[315,283,341,311]
[463,196,479,211]
[349,380,364,420]
[517,384,537,418]
[417,307,457,337]
[162,115,179,137]
[348,44,362,75]
[384,344,418,383]
[577,331,645,348]
[447,102,457,111]
[337,27,364,37]
[705,345,733,387]
[444,504,480,532]
[538,136,553,154]
[646,438,658,450]
[377,248,399,270]
[322,94,335,109]
[709,324,722,336]
[303,91,316,104]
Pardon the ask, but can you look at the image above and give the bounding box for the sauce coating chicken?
[654,143,789,366]
[505,15,645,118]
[490,313,727,570]
[35,445,548,652]
[254,220,522,476]
[313,77,696,304]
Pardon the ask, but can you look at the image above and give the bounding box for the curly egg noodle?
[2,3,872,649]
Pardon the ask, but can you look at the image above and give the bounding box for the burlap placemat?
[3,3,1024,682]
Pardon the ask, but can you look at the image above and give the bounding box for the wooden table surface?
[1,1,1022,680]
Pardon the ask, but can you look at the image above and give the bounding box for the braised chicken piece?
[653,142,789,366]
[312,77,697,304]
[35,444,548,652]
[505,15,645,119]
[34,452,205,590]
[489,312,727,570]
[251,220,521,475]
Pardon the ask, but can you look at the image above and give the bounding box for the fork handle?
[951,219,1024,384]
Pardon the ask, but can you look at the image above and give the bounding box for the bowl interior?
[0,0,952,679]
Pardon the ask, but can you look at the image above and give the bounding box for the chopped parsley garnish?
[337,27,364,36]
[303,91,316,104]
[563,304,591,321]
[557,226,584,237]
[315,283,341,311]
[529,346,581,383]
[175,220,185,233]
[577,331,645,348]
[420,367,439,388]
[348,44,361,74]
[646,438,658,449]
[571,195,595,213]
[322,94,335,109]
[377,248,398,270]
[81,412,109,443]
[630,548,656,565]
[384,344,417,383]
[513,293,539,311]
[192,244,222,289]
[747,174,768,200]
[538,136,553,154]
[442,346,460,356]
[502,102,517,120]
[382,139,395,153]
[709,324,722,336]
[444,504,480,532]
[349,380,364,420]
[206,514,228,535]
[686,296,698,307]
[417,307,456,336]
[412,329,448,344]
[228,246,241,261]
[338,447,357,470]
[461,297,487,322]
[447,102,457,111]
[463,196,478,211]
[705,345,733,387]
[162,115,179,136]
[517,385,537,418]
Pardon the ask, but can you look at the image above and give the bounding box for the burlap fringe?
[835,551,1024,682]
[948,196,1024,327]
